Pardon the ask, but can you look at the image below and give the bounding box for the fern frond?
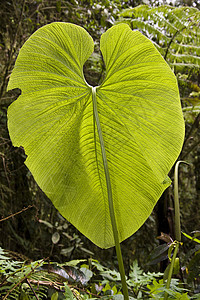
[117,5,200,72]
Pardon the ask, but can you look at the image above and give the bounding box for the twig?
[28,279,64,291]
[26,279,39,300]
[0,205,34,222]
[164,27,186,61]
[181,112,200,152]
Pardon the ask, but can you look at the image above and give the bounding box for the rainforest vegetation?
[0,0,200,299]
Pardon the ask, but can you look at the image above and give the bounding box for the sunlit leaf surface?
[7,23,184,248]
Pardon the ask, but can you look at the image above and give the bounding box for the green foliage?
[0,1,199,299]
[115,5,200,261]
[1,246,198,300]
[0,4,199,299]
[116,4,200,120]
[7,22,184,250]
[117,5,200,119]
[117,5,200,73]
[147,278,190,299]
[126,260,163,297]
[0,247,48,299]
[64,283,76,299]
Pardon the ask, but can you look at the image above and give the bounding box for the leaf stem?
[174,161,190,241]
[164,242,179,300]
[174,161,182,242]
[92,87,129,300]
[164,160,190,300]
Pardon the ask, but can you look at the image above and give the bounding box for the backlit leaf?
[7,23,184,248]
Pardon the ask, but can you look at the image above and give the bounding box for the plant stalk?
[164,160,190,300]
[92,87,129,300]
[164,242,179,300]
[174,160,190,241]
[174,161,182,242]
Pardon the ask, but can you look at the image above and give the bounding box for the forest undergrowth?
[0,0,200,299]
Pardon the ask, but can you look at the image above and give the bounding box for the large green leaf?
[7,23,184,248]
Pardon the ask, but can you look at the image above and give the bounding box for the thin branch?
[28,279,64,291]
[164,26,186,61]
[26,279,39,300]
[164,30,179,61]
[0,205,34,222]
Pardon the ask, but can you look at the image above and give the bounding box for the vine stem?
[92,87,129,300]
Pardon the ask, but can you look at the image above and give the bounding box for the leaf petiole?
[92,86,129,300]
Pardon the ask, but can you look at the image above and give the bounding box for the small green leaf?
[64,283,75,300]
[103,282,112,292]
[51,292,58,300]
[19,291,29,300]
[112,285,118,295]
[64,259,86,267]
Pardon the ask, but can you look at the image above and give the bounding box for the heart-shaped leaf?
[7,23,184,248]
